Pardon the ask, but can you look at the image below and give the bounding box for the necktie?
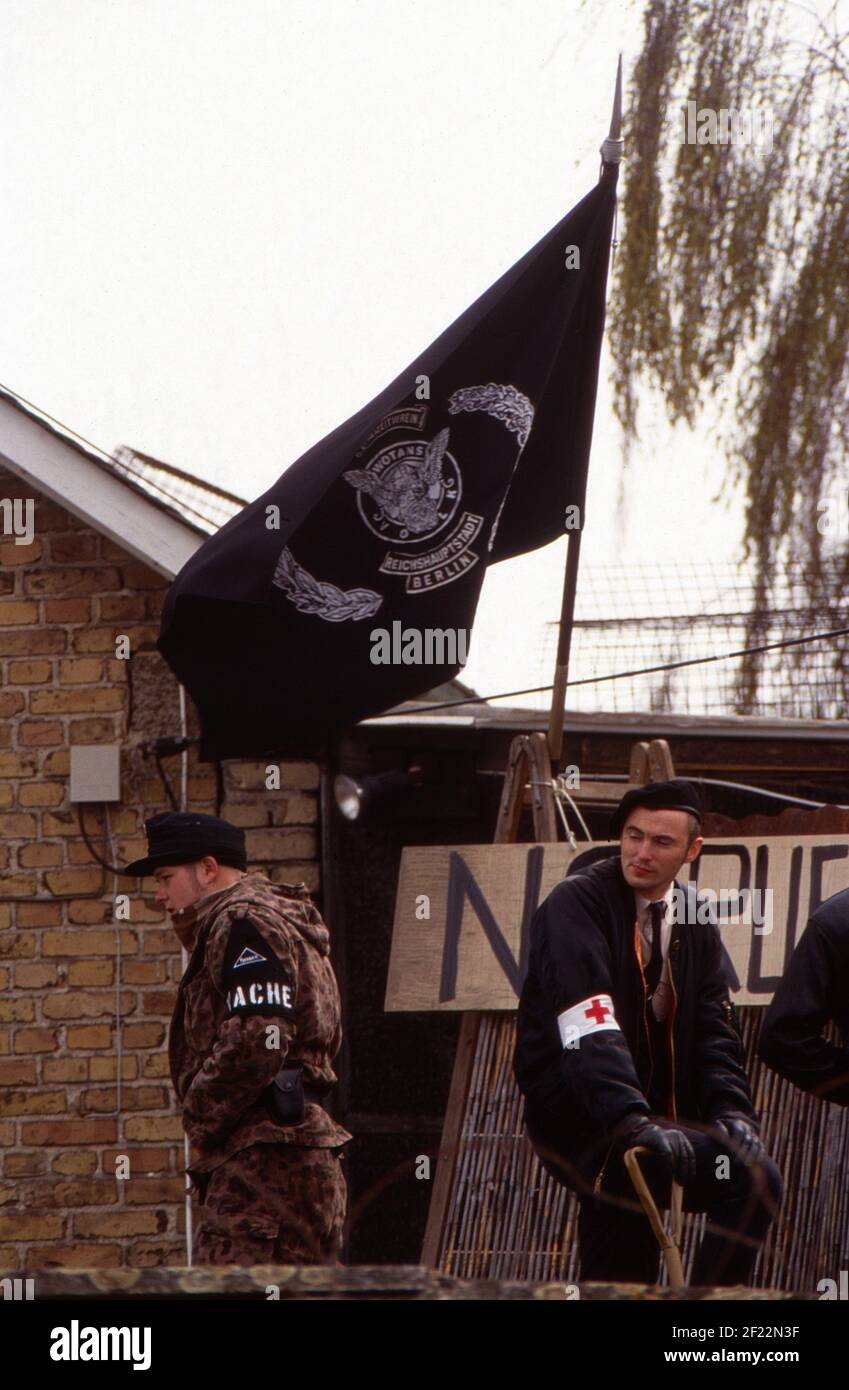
[645,900,665,998]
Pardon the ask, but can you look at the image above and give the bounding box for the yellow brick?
[29,688,124,714]
[66,1025,112,1049]
[0,1090,65,1116]
[17,902,62,926]
[51,1151,97,1175]
[121,1023,165,1049]
[68,717,120,743]
[18,782,66,807]
[43,1059,88,1083]
[0,813,38,836]
[41,991,134,1020]
[0,875,37,898]
[0,693,25,719]
[0,1060,37,1084]
[283,761,320,790]
[43,868,104,895]
[122,961,165,985]
[271,793,318,824]
[187,776,216,799]
[5,1153,46,1176]
[18,843,63,868]
[0,1213,64,1239]
[67,900,111,924]
[0,539,42,565]
[0,600,39,626]
[124,1177,185,1204]
[46,927,123,962]
[68,960,114,986]
[0,998,35,1022]
[0,628,65,655]
[0,930,37,957]
[0,753,39,777]
[29,1245,123,1269]
[59,657,104,683]
[8,659,52,683]
[89,1056,138,1081]
[245,828,316,860]
[41,750,70,775]
[13,1026,58,1052]
[220,803,270,828]
[73,624,158,653]
[141,1054,170,1078]
[124,1117,181,1142]
[74,1212,159,1238]
[24,566,121,596]
[40,811,79,837]
[14,963,59,988]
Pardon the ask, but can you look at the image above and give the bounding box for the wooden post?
[421,733,557,1265]
[547,53,622,767]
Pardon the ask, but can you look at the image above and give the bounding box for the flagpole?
[546,54,623,765]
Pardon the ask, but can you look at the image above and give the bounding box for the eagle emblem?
[344,427,460,543]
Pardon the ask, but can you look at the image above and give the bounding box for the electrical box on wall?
[69,745,121,803]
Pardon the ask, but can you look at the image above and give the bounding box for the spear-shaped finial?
[600,53,623,165]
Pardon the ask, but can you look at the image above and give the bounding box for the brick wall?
[0,466,320,1268]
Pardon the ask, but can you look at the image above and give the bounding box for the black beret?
[609,778,704,838]
[120,811,247,877]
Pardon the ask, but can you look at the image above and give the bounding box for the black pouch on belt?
[268,1065,305,1124]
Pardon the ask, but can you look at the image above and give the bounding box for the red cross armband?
[221,918,296,1020]
[556,993,620,1047]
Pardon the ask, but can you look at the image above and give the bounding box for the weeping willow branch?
[610,0,849,712]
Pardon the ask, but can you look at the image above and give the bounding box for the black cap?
[120,811,247,877]
[609,778,704,838]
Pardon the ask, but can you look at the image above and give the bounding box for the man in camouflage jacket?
[122,811,351,1266]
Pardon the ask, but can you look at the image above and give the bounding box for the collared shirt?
[636,882,676,1021]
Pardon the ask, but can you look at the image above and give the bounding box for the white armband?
[557,993,620,1047]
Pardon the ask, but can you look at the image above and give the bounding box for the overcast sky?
[0,0,760,709]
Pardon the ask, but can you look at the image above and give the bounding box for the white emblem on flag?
[233,945,267,969]
[557,993,620,1046]
[344,427,461,543]
[272,546,383,622]
[448,383,535,447]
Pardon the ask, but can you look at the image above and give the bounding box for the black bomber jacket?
[758,885,849,1106]
[513,854,755,1188]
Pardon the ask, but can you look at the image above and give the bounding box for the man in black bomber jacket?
[758,885,849,1106]
[513,778,783,1287]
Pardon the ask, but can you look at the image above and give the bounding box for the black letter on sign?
[440,848,543,1003]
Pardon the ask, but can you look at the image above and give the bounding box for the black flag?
[159,167,617,757]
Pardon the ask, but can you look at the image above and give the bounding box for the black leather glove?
[714,1112,764,1165]
[617,1113,696,1183]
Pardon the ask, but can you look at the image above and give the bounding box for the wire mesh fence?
[541,559,849,718]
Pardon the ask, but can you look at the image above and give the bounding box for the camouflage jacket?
[168,871,352,1175]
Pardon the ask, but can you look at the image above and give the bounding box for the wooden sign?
[386,836,849,1011]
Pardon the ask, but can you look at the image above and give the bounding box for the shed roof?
[0,384,246,578]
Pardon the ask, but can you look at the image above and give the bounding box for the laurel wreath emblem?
[272,546,383,622]
[448,383,535,447]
